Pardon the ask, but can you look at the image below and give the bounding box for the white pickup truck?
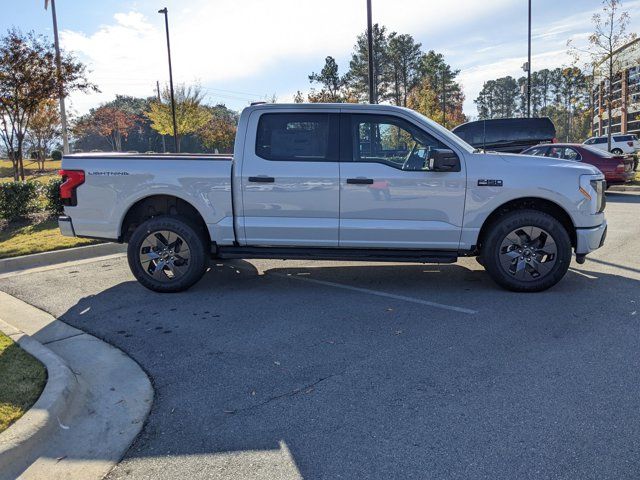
[58,103,607,293]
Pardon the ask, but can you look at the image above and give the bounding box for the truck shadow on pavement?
[43,256,640,479]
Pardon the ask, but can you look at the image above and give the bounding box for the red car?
[521,143,635,187]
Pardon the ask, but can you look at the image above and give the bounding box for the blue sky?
[3,0,640,118]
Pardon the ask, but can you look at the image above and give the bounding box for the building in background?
[593,38,640,137]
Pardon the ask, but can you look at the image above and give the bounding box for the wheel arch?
[119,194,210,244]
[476,197,576,253]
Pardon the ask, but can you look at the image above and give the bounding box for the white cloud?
[60,0,640,118]
[61,0,512,113]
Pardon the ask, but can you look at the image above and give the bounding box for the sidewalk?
[0,291,152,480]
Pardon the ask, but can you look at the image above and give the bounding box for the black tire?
[611,148,623,155]
[482,210,572,292]
[127,216,208,293]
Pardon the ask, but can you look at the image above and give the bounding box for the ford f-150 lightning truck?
[58,103,607,293]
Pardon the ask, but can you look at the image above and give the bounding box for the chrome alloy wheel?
[498,226,558,282]
[139,230,191,281]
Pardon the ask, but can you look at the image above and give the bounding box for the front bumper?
[58,215,76,237]
[575,221,607,255]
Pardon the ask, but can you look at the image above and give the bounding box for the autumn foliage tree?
[0,29,94,180]
[145,84,211,152]
[197,105,238,153]
[75,105,138,152]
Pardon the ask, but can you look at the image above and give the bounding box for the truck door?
[239,111,340,246]
[339,113,466,249]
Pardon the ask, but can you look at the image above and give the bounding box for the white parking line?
[275,273,478,315]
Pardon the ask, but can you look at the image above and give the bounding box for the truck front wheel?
[482,210,572,292]
[127,216,208,293]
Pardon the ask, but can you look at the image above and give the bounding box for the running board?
[213,246,458,264]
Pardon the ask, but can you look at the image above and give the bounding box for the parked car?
[521,143,635,187]
[452,117,556,153]
[583,134,640,156]
[57,103,607,293]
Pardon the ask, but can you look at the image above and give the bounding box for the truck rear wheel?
[482,210,571,292]
[127,216,208,293]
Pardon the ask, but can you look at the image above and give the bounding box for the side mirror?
[428,148,461,172]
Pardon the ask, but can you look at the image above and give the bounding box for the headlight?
[580,175,605,213]
[590,179,606,212]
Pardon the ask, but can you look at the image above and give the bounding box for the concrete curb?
[0,243,127,274]
[0,292,153,480]
[0,319,78,475]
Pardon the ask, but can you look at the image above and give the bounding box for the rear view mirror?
[428,148,461,172]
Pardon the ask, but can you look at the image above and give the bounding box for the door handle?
[248,176,275,183]
[346,178,374,185]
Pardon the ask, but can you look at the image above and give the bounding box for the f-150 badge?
[478,179,503,187]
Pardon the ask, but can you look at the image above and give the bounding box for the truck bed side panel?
[61,156,234,244]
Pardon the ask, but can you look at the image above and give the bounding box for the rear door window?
[255,113,338,161]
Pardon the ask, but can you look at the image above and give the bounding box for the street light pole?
[158,7,179,153]
[366,0,376,104]
[527,0,532,118]
[47,0,69,154]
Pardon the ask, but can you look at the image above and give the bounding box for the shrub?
[51,150,62,161]
[0,182,39,222]
[43,179,64,216]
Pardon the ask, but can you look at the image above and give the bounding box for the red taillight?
[59,170,85,206]
[552,137,558,143]
[628,141,634,147]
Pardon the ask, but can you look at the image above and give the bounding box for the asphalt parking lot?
[1,192,640,480]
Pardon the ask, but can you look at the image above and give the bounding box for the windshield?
[581,145,617,158]
[403,108,476,154]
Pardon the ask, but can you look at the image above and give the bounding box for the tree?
[75,105,138,152]
[308,56,347,102]
[386,33,422,107]
[73,95,166,153]
[478,67,593,142]
[406,77,442,121]
[145,84,211,152]
[197,105,238,153]
[420,51,465,125]
[568,0,636,149]
[0,29,94,180]
[346,24,390,102]
[28,98,60,171]
[407,76,466,129]
[475,77,520,119]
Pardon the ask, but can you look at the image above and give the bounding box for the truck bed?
[61,153,235,243]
